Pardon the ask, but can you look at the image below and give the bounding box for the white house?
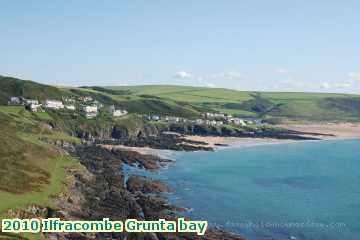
[196,119,204,124]
[166,116,180,123]
[45,100,64,109]
[216,121,224,126]
[9,96,21,104]
[27,103,42,112]
[152,115,160,121]
[232,118,247,126]
[113,109,128,117]
[79,96,93,102]
[82,105,98,119]
[65,105,76,111]
[23,99,39,105]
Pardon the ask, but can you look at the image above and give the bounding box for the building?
[63,97,76,104]
[203,112,226,119]
[216,121,224,126]
[232,118,247,126]
[196,119,204,124]
[8,97,21,105]
[243,117,263,125]
[205,120,217,126]
[109,105,127,117]
[26,103,42,112]
[23,99,39,105]
[151,115,160,121]
[44,100,64,109]
[82,105,98,119]
[79,96,93,102]
[113,109,128,117]
[165,116,180,123]
[65,105,76,110]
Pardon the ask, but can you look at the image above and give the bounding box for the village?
[145,112,263,127]
[8,96,263,127]
[7,96,128,119]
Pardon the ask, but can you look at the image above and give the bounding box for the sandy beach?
[101,144,176,158]
[278,122,360,140]
[102,123,360,156]
[183,135,296,149]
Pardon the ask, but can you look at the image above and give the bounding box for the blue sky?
[1,1,360,93]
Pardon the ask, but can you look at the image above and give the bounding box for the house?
[151,115,160,121]
[79,96,93,102]
[65,105,76,110]
[44,100,64,109]
[166,116,180,123]
[232,118,247,126]
[205,120,217,126]
[82,105,98,119]
[26,103,42,112]
[8,96,21,105]
[196,119,204,124]
[63,97,75,103]
[205,112,215,118]
[214,113,225,119]
[216,121,224,126]
[109,105,127,117]
[243,117,263,125]
[113,109,128,117]
[23,99,39,105]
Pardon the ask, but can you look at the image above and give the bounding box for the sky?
[1,0,360,93]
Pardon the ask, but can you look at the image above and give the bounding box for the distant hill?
[1,75,360,122]
[107,85,360,122]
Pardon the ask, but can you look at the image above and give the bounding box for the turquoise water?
[152,139,360,240]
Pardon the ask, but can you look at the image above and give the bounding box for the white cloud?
[173,71,193,79]
[213,71,243,80]
[348,72,360,82]
[320,82,331,89]
[320,81,352,89]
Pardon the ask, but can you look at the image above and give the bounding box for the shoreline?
[182,135,298,151]
[103,122,360,157]
[278,122,360,140]
[101,144,177,159]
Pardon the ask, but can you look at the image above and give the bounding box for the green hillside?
[1,75,360,121]
[0,106,79,214]
[107,85,360,122]
[0,76,67,105]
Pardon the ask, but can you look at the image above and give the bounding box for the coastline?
[182,135,297,150]
[103,122,360,157]
[278,122,360,140]
[102,144,176,159]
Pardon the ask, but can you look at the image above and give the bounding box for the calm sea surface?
[144,139,360,240]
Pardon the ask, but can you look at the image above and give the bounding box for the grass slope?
[0,106,78,220]
[0,76,67,104]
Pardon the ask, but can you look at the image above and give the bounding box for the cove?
[153,139,360,240]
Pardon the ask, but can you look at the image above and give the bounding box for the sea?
[129,139,360,240]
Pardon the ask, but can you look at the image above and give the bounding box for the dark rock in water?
[127,175,173,193]
[214,143,229,146]
[48,145,245,240]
